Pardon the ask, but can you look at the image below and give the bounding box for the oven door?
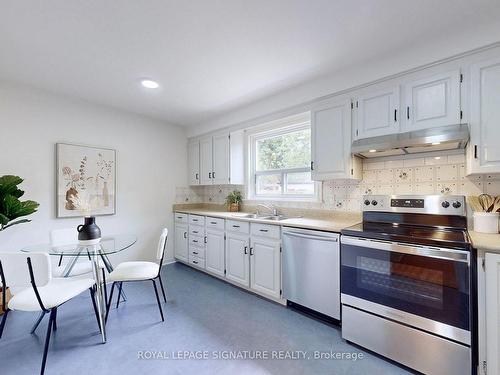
[341,236,470,344]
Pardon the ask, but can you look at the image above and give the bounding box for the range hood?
[351,124,469,158]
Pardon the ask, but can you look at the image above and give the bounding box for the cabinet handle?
[232,225,240,228]
[193,230,198,234]
[193,251,198,255]
[192,219,198,222]
[204,236,207,244]
[193,239,198,243]
[250,247,254,256]
[183,232,187,239]
[212,171,216,178]
[209,172,212,179]
[177,216,183,219]
[474,145,478,159]
[195,173,199,180]
[394,109,397,122]
[406,106,410,120]
[310,161,314,171]
[259,229,268,233]
[193,260,198,264]
[210,221,217,224]
[244,246,248,255]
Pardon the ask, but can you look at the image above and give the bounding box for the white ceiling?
[1,0,499,126]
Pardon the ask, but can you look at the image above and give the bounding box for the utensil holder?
[473,212,499,233]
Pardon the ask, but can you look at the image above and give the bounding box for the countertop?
[173,206,361,233]
[469,231,500,253]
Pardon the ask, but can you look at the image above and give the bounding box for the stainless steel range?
[341,195,476,375]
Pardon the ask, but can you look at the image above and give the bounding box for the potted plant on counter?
[226,190,242,212]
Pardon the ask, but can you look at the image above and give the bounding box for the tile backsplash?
[175,152,500,212]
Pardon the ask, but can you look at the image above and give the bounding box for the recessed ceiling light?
[369,149,377,153]
[434,156,441,160]
[140,79,160,89]
[432,142,441,145]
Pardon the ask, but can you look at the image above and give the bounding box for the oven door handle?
[341,236,469,263]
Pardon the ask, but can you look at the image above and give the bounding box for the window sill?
[245,196,321,203]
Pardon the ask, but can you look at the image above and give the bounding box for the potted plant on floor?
[226,190,242,212]
[0,175,40,313]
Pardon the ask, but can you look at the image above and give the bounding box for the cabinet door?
[355,86,400,139]
[485,253,500,375]
[188,141,200,185]
[311,99,359,180]
[206,230,225,276]
[174,223,188,262]
[468,57,500,175]
[250,237,281,299]
[225,233,249,287]
[403,70,461,131]
[212,133,230,184]
[199,136,213,185]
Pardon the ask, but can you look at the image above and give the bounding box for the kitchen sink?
[233,213,290,221]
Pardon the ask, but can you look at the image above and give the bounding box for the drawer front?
[189,246,205,259]
[226,220,250,234]
[251,223,280,239]
[189,214,205,226]
[189,226,204,236]
[206,217,225,231]
[189,254,205,269]
[189,235,205,248]
[174,212,188,223]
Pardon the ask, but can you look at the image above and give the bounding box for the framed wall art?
[56,143,116,218]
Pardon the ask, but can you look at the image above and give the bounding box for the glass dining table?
[21,234,137,343]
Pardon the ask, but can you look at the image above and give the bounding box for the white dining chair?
[106,228,168,322]
[0,252,100,375]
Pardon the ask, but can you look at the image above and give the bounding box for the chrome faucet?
[258,203,279,216]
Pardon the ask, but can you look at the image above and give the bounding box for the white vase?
[473,212,499,233]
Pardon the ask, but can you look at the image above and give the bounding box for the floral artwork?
[56,143,116,217]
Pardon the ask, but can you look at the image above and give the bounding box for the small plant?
[226,190,242,212]
[0,175,39,231]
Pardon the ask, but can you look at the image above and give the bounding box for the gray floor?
[0,263,412,375]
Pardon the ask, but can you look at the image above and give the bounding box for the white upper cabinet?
[188,131,244,186]
[403,69,461,131]
[355,86,400,139]
[311,98,361,180]
[188,141,200,185]
[467,57,500,175]
[199,136,213,185]
[212,133,230,184]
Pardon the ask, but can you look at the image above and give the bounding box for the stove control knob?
[364,200,371,206]
[371,200,378,206]
[452,201,462,209]
[441,201,450,208]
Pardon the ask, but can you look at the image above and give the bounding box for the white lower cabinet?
[250,237,281,299]
[205,229,225,277]
[225,232,250,287]
[484,252,500,375]
[174,223,188,262]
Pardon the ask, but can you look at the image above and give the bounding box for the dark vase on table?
[77,216,101,245]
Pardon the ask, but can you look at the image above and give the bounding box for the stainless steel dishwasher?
[282,227,340,320]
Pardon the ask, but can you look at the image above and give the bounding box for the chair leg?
[0,309,9,339]
[158,275,167,303]
[89,288,101,333]
[102,269,108,310]
[152,280,164,322]
[105,282,115,323]
[116,282,123,309]
[52,308,57,332]
[30,311,47,334]
[41,308,56,375]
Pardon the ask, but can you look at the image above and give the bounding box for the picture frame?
[56,143,116,218]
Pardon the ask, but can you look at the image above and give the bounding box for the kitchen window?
[248,113,318,200]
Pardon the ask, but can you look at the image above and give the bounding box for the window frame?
[247,112,321,202]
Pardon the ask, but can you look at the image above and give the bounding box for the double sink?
[234,213,291,221]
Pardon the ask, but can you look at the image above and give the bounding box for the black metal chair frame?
[0,257,102,375]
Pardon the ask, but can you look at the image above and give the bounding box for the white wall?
[188,24,500,137]
[0,82,187,264]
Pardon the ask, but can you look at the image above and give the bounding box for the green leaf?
[2,195,39,220]
[0,213,9,225]
[1,219,31,231]
[0,175,24,197]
